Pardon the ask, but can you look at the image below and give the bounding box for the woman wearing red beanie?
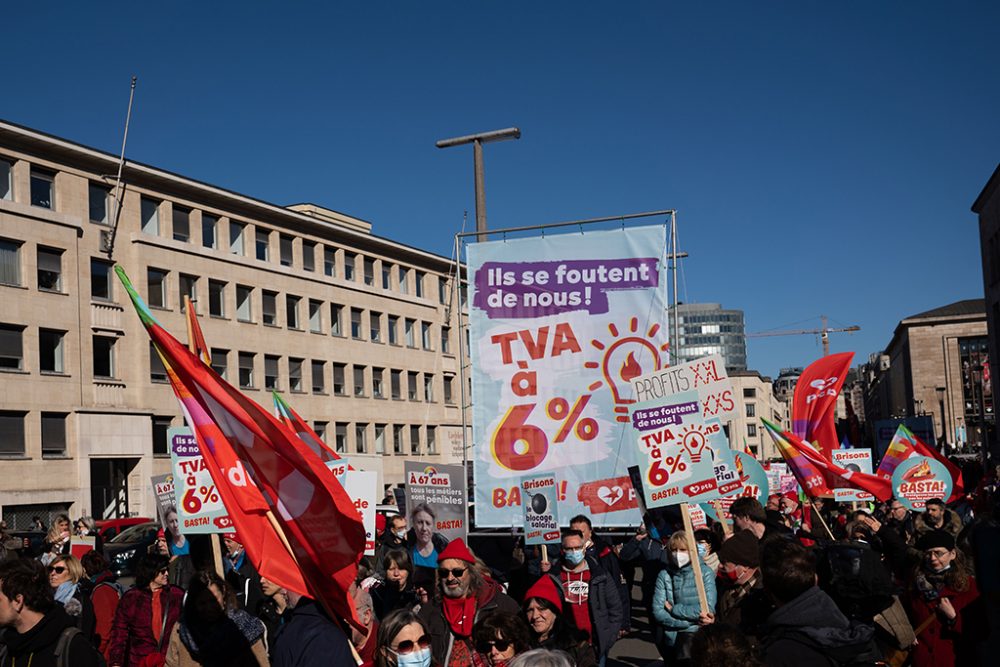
[521,576,596,667]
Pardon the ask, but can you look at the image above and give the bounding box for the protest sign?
[468,225,666,527]
[892,456,952,511]
[70,535,96,559]
[345,470,377,555]
[170,427,232,533]
[701,452,769,522]
[326,458,350,486]
[521,475,560,545]
[151,472,176,533]
[687,504,708,530]
[404,462,467,545]
[831,448,874,502]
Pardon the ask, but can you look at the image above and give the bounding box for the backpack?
[53,626,107,667]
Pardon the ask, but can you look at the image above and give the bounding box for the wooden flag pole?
[679,503,709,615]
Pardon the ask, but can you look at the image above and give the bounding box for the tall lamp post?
[437,127,521,242]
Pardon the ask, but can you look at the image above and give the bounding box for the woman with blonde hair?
[49,553,97,639]
[651,531,717,665]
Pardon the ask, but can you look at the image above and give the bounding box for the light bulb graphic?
[680,424,710,463]
[586,318,669,423]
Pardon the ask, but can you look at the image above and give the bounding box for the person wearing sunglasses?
[48,554,97,641]
[471,610,532,667]
[416,539,519,666]
[375,608,433,667]
[107,554,185,667]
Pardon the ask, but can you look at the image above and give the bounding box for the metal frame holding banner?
[467,224,667,527]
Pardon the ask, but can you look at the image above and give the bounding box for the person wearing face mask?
[650,531,716,665]
[567,515,629,636]
[376,516,410,577]
[903,530,984,667]
[375,608,434,667]
[714,530,770,648]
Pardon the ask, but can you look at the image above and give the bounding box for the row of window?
[0,239,117,301]
[0,411,68,458]
[0,156,456,304]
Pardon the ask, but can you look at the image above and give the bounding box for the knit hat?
[916,529,955,552]
[222,532,239,541]
[156,528,165,540]
[782,491,799,505]
[717,529,760,568]
[524,575,563,610]
[438,538,476,564]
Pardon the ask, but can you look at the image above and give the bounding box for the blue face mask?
[395,647,431,667]
[696,543,708,558]
[564,549,585,566]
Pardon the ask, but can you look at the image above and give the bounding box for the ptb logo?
[805,377,839,404]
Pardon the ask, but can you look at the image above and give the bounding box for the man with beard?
[418,538,518,666]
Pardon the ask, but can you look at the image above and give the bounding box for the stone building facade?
[728,370,788,460]
[974,162,1000,461]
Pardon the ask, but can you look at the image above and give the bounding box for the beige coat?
[164,623,270,667]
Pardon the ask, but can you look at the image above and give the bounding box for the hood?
[766,586,874,652]
[0,605,75,656]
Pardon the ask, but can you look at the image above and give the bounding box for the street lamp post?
[437,127,521,242]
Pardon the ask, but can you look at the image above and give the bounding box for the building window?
[0,239,21,286]
[147,268,168,308]
[364,258,375,286]
[382,264,392,289]
[89,183,110,224]
[208,280,226,317]
[30,168,54,209]
[289,358,303,392]
[407,372,418,400]
[314,421,328,444]
[747,423,758,438]
[229,221,246,255]
[324,246,336,277]
[0,159,11,201]
[404,319,415,347]
[172,206,190,242]
[330,304,343,336]
[152,416,171,456]
[211,348,228,379]
[91,259,114,301]
[202,214,218,249]
[746,403,756,418]
[140,197,160,235]
[238,352,255,388]
[393,425,404,455]
[236,285,253,322]
[150,343,168,383]
[279,234,293,267]
[311,360,325,393]
[441,327,451,355]
[398,267,409,294]
[0,411,26,457]
[335,423,347,453]
[333,363,346,396]
[355,424,368,453]
[309,300,322,333]
[344,254,356,281]
[444,376,454,404]
[391,369,402,399]
[410,426,421,454]
[262,291,278,326]
[0,324,25,370]
[354,366,366,397]
[438,277,448,304]
[179,274,197,313]
[302,241,315,272]
[387,315,399,345]
[41,413,67,457]
[372,367,384,398]
[36,247,63,292]
[351,308,363,340]
[375,424,386,454]
[415,271,425,298]
[264,355,280,390]
[286,295,300,329]
[370,311,382,342]
[421,322,432,350]
[39,329,65,374]
[93,335,116,379]
[427,426,437,454]
[424,374,434,402]
[255,229,270,261]
[743,388,756,398]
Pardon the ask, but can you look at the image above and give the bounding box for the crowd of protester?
[1,458,999,666]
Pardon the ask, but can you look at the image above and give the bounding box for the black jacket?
[271,598,353,667]
[0,605,102,667]
[549,555,624,656]
[418,578,519,665]
[761,586,881,666]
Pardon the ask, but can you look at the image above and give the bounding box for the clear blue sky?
[6,3,999,377]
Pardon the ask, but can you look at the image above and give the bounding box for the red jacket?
[106,585,184,667]
[905,575,981,667]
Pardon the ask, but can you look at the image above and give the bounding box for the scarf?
[441,595,477,638]
[54,581,78,605]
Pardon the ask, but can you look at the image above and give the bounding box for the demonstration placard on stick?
[831,449,875,502]
[404,462,468,544]
[170,427,233,533]
[521,475,560,545]
[892,456,953,511]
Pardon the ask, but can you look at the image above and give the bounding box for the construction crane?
[747,315,860,357]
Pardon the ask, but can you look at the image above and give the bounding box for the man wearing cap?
[223,533,263,612]
[417,538,518,667]
[715,530,771,646]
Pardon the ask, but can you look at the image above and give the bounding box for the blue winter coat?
[651,558,717,647]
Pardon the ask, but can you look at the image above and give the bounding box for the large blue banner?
[467,225,667,527]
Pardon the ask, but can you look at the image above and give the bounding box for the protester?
[107,554,185,667]
[371,548,423,618]
[47,554,96,640]
[351,584,379,667]
[689,623,764,667]
[568,515,629,633]
[693,529,721,575]
[418,538,518,666]
[74,516,103,554]
[903,529,982,666]
[410,504,448,569]
[271,590,354,667]
[729,498,789,541]
[759,538,880,665]
[374,608,432,667]
[521,575,596,667]
[0,558,103,666]
[165,570,268,666]
[913,498,963,539]
[506,647,573,667]
[151,529,195,590]
[715,529,769,645]
[80,550,122,658]
[223,534,264,612]
[376,515,409,576]
[39,514,72,567]
[256,576,290,654]
[650,531,716,665]
[471,610,532,667]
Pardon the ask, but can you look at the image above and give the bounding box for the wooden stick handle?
[680,504,709,615]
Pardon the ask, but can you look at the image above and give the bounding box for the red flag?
[273,392,341,464]
[763,420,833,498]
[792,352,854,458]
[119,268,365,629]
[907,428,965,502]
[764,420,892,501]
[185,296,211,365]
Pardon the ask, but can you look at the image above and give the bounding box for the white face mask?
[672,551,690,568]
[393,529,407,540]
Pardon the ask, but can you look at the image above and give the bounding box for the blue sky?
[5,3,999,377]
